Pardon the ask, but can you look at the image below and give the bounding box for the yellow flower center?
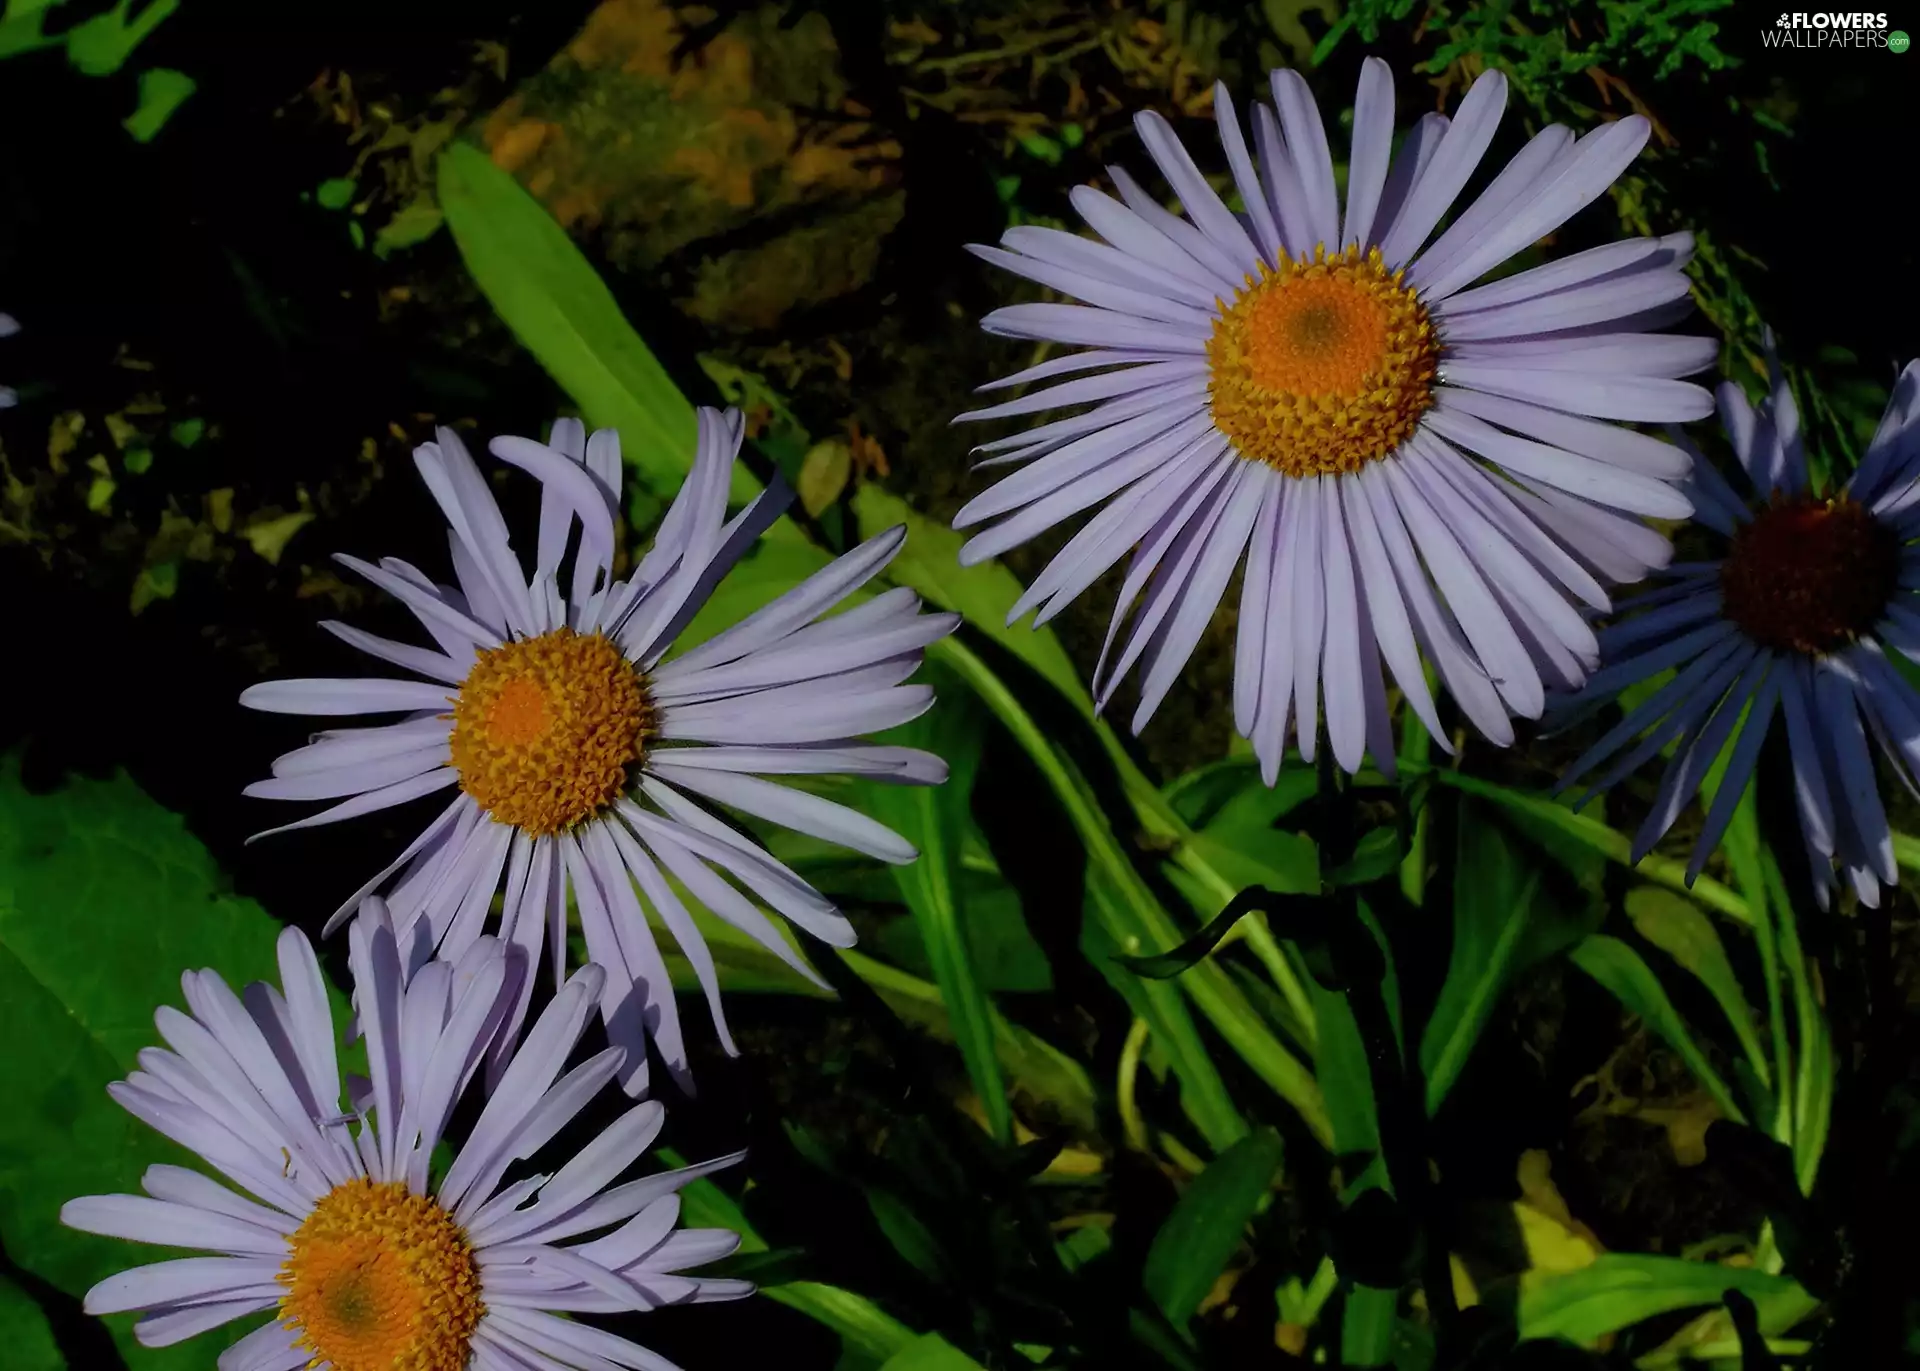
[448,627,654,835]
[1206,244,1439,476]
[278,1178,483,1371]
[1719,493,1900,656]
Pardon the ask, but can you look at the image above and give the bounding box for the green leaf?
[0,756,342,1369]
[878,1332,989,1371]
[860,683,1012,1142]
[372,196,445,259]
[122,67,194,143]
[1328,826,1403,888]
[1142,1129,1284,1328]
[65,0,178,76]
[1568,935,1744,1125]
[1340,1283,1400,1367]
[1625,887,1769,1089]
[853,484,1091,714]
[315,177,357,211]
[1519,1254,1806,1345]
[438,140,757,509]
[1426,771,1750,924]
[0,1274,63,1371]
[1420,813,1596,1114]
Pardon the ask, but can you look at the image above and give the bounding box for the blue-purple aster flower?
[1555,346,1920,908]
[239,407,957,1094]
[955,57,1715,779]
[61,901,748,1371]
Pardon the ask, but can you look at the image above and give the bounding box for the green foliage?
[1142,1129,1284,1329]
[0,755,339,1368]
[1320,0,1738,79]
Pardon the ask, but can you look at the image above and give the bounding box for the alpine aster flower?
[1555,346,1920,908]
[956,57,1714,779]
[61,902,749,1371]
[240,407,956,1093]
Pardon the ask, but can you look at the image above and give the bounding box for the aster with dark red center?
[1554,340,1920,907]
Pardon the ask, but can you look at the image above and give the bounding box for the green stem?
[932,637,1333,1148]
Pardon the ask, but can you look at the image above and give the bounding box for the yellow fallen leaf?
[243,510,315,565]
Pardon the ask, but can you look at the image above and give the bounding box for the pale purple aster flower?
[955,57,1715,780]
[1554,344,1920,909]
[240,406,957,1094]
[60,900,749,1371]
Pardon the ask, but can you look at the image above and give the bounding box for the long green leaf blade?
[1142,1129,1285,1329]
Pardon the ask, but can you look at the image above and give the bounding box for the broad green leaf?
[661,1146,915,1362]
[0,757,332,1369]
[864,1187,947,1281]
[1427,771,1750,924]
[439,140,773,511]
[1421,814,1597,1114]
[879,1332,989,1371]
[1518,1254,1806,1345]
[0,1274,62,1371]
[861,685,1012,1141]
[1142,1129,1284,1328]
[869,879,1052,993]
[1625,888,1769,1089]
[1569,936,1744,1125]
[1340,1283,1400,1367]
[853,484,1091,713]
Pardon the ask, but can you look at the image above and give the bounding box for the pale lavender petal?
[1212,83,1281,263]
[1441,363,1712,424]
[1422,407,1690,518]
[62,1195,289,1257]
[1434,385,1692,478]
[968,244,1216,329]
[84,1257,284,1315]
[1108,164,1248,288]
[1370,112,1449,254]
[955,360,1207,424]
[332,553,501,652]
[318,621,466,685]
[239,678,453,717]
[980,301,1209,351]
[1408,123,1573,295]
[491,435,617,586]
[1340,473,1448,748]
[1340,58,1396,250]
[1069,185,1234,295]
[1436,237,1661,315]
[1417,115,1652,301]
[1270,69,1339,253]
[1378,71,1508,268]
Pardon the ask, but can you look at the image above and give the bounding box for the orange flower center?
[449,627,654,834]
[1719,494,1900,656]
[1206,244,1438,476]
[278,1179,482,1371]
